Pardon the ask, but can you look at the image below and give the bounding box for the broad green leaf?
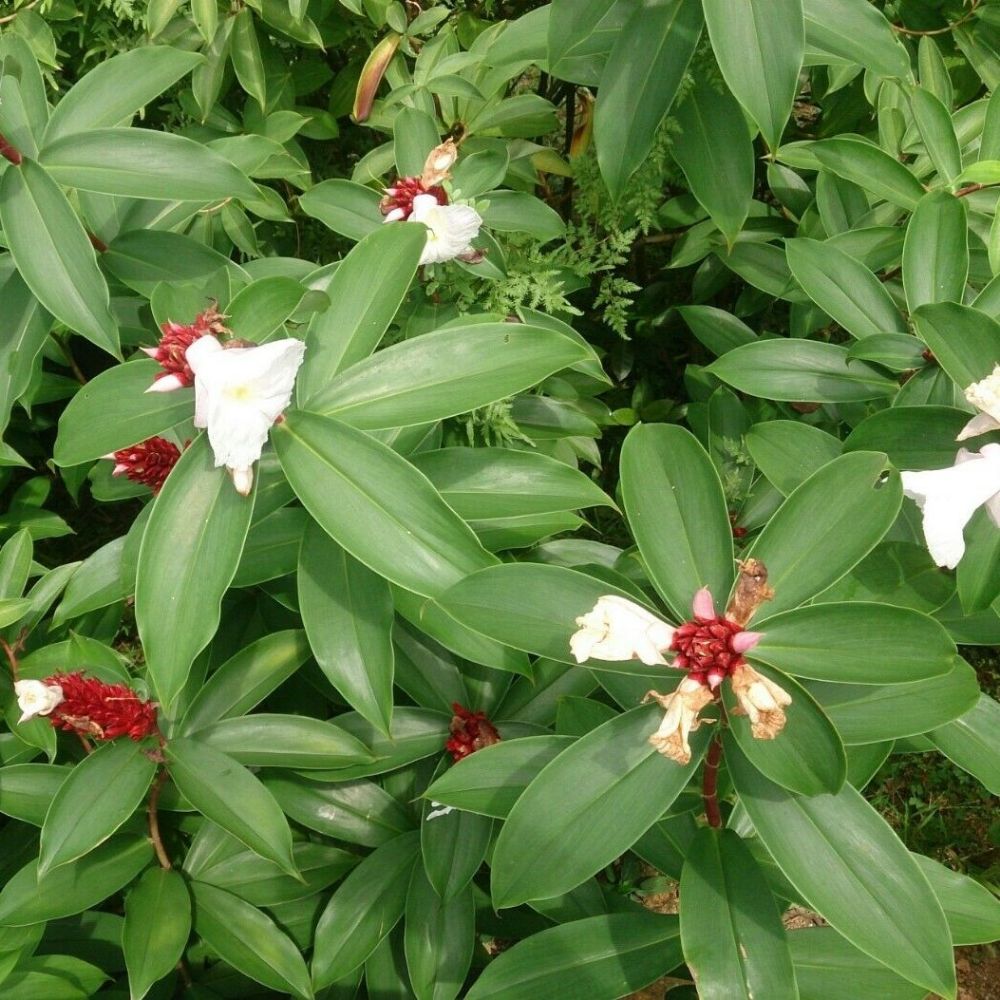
[232,507,303,587]
[903,192,969,311]
[424,736,575,818]
[54,363,192,468]
[123,868,191,1000]
[0,272,51,434]
[671,73,754,245]
[298,179,383,242]
[135,436,254,708]
[751,603,955,682]
[436,563,647,666]
[166,737,297,877]
[226,277,316,344]
[594,0,702,199]
[914,853,1000,946]
[0,835,152,926]
[0,529,31,601]
[465,912,683,1000]
[722,668,846,796]
[404,868,474,1000]
[910,87,962,184]
[956,507,1000,612]
[103,230,234,294]
[53,537,128,624]
[39,740,157,875]
[491,706,710,907]
[912,302,1000,389]
[547,0,633,86]
[677,305,757,356]
[928,693,1000,794]
[702,0,803,151]
[709,340,897,402]
[0,764,70,825]
[801,0,911,80]
[806,656,979,743]
[680,828,797,1000]
[745,421,842,496]
[393,106,439,176]
[41,129,257,201]
[420,796,492,902]
[786,238,906,339]
[190,881,313,999]
[273,411,493,598]
[230,8,268,109]
[312,831,420,988]
[181,630,310,734]
[297,223,426,400]
[43,46,202,142]
[620,423,733,621]
[745,452,902,616]
[808,138,924,210]
[299,523,394,733]
[728,744,955,999]
[0,159,118,357]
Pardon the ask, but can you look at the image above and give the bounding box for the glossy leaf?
[928,693,1000,794]
[912,302,1000,389]
[801,0,911,80]
[910,87,962,184]
[808,138,924,210]
[902,194,968,311]
[914,853,1000,946]
[745,421,842,496]
[297,179,382,242]
[123,868,191,1000]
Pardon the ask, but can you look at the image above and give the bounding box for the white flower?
[186,336,306,496]
[14,679,63,723]
[901,444,1000,569]
[570,595,675,667]
[730,664,792,741]
[957,365,1000,441]
[409,193,482,265]
[643,679,714,764]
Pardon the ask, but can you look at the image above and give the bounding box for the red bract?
[445,703,500,762]
[110,436,181,494]
[671,615,746,689]
[380,176,448,222]
[45,672,158,741]
[143,305,228,389]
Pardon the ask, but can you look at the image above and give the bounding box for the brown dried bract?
[421,139,459,187]
[726,558,774,626]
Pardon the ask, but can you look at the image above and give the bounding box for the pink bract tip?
[731,631,763,654]
[692,587,716,620]
[145,374,184,393]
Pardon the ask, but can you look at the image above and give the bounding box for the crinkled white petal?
[14,679,63,723]
[570,595,674,666]
[901,444,1000,569]
[964,365,1000,422]
[410,195,482,265]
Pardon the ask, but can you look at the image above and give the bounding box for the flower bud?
[445,703,500,761]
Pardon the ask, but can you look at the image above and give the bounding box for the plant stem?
[702,735,723,829]
[147,769,172,870]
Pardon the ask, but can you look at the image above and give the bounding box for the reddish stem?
[147,769,172,870]
[0,134,22,166]
[88,232,109,253]
[702,735,723,829]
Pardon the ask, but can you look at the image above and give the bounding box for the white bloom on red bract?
[570,595,675,666]
[901,444,1000,569]
[14,679,63,723]
[186,336,306,496]
[409,193,482,265]
[730,664,792,741]
[957,365,1000,441]
[643,679,714,764]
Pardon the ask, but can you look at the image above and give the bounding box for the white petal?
[145,373,185,393]
[956,412,1000,441]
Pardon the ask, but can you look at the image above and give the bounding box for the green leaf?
[0,834,152,926]
[680,828,797,1000]
[194,714,374,769]
[465,912,683,1000]
[745,452,902,616]
[103,230,234,294]
[928,693,1000,794]
[912,302,1000,389]
[424,735,575,818]
[393,106,439,176]
[801,0,911,80]
[491,706,710,908]
[273,411,493,598]
[671,73,754,245]
[38,740,157,875]
[166,737,298,877]
[0,764,68,825]
[123,868,191,1000]
[806,656,979,743]
[677,305,757,356]
[420,797,492,902]
[135,436,254,708]
[54,361,192,467]
[298,179,383,242]
[956,507,1000,611]
[594,0,703,199]
[786,238,906,339]
[226,277,314,344]
[299,524,393,734]
[620,423,733,620]
[53,537,128,624]
[745,420,843,496]
[709,340,897,402]
[723,668,846,796]
[479,191,566,242]
[297,223,426,400]
[230,9,268,110]
[702,0,803,151]
[808,138,925,210]
[751,602,955,682]
[404,868,474,1000]
[728,744,956,999]
[0,272,51,436]
[914,853,1000,946]
[548,0,630,86]
[312,831,420,988]
[0,159,118,358]
[909,87,962,184]
[40,129,257,202]
[43,46,202,142]
[190,881,313,999]
[308,324,590,428]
